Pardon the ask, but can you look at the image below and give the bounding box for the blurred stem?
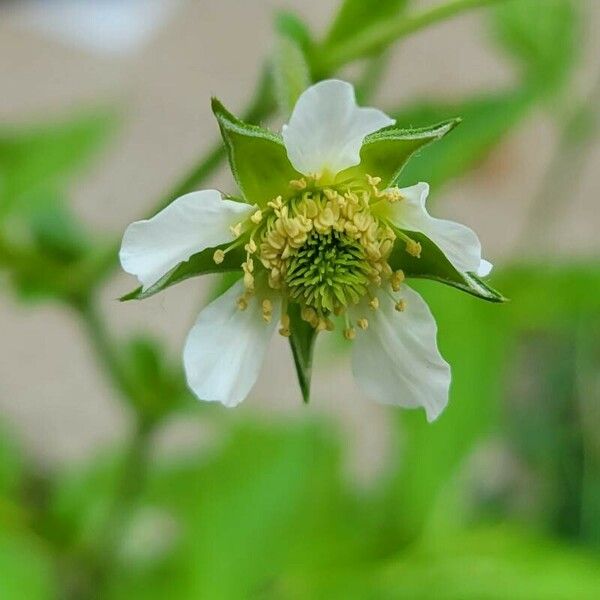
[316,0,508,74]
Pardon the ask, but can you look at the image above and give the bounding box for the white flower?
[120,79,494,421]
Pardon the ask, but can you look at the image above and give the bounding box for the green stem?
[317,0,508,74]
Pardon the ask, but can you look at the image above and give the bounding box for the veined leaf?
[389,229,506,303]
[120,244,244,301]
[341,119,461,187]
[212,99,300,207]
[288,303,318,404]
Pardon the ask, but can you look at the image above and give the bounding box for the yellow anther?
[213,249,225,264]
[250,209,263,224]
[236,296,248,311]
[384,187,403,202]
[344,327,356,340]
[262,298,273,313]
[267,196,284,210]
[243,258,254,273]
[279,313,291,337]
[395,299,407,312]
[391,269,405,291]
[290,178,307,190]
[366,174,382,187]
[325,318,335,331]
[243,271,255,291]
[245,238,257,254]
[230,222,242,237]
[406,239,422,258]
[357,318,369,330]
[369,297,380,310]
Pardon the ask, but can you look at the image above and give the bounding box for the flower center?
[216,174,415,336]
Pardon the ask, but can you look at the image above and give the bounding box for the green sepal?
[341,119,460,187]
[287,303,318,403]
[389,230,507,303]
[272,32,311,117]
[120,245,244,302]
[211,99,300,207]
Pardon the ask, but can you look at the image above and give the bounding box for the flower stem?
[317,0,508,74]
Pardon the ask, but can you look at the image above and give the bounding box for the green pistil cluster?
[285,230,373,313]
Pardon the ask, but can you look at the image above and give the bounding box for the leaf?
[491,0,579,95]
[394,90,533,189]
[287,303,318,403]
[211,99,300,206]
[341,119,461,187]
[324,0,409,48]
[120,244,244,301]
[272,32,311,116]
[0,110,115,217]
[380,527,600,599]
[389,229,506,303]
[275,11,313,56]
[0,531,56,600]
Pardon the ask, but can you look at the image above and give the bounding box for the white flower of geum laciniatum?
[120,80,504,421]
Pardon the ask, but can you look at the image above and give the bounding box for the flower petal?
[282,79,394,176]
[183,280,279,407]
[351,285,450,422]
[120,190,253,289]
[390,182,484,275]
[478,259,493,277]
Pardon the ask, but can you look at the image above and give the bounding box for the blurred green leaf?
[120,336,189,422]
[395,90,533,189]
[111,420,367,599]
[0,110,115,218]
[379,526,600,599]
[272,32,311,116]
[491,0,579,95]
[0,531,56,600]
[275,11,314,58]
[324,0,409,48]
[0,425,22,501]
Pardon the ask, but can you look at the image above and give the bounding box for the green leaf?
[0,110,115,217]
[120,244,244,301]
[0,532,56,600]
[211,99,300,206]
[491,0,579,95]
[324,0,409,48]
[272,32,311,116]
[394,91,533,189]
[275,11,313,56]
[288,303,318,403]
[380,527,600,599]
[341,119,461,187]
[389,229,506,303]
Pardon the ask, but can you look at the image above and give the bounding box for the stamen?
[344,327,356,340]
[357,318,369,330]
[395,299,407,312]
[369,296,380,310]
[230,222,243,238]
[236,296,248,311]
[250,209,263,224]
[279,313,291,337]
[213,249,225,264]
[261,298,273,323]
[391,269,405,291]
[290,178,307,190]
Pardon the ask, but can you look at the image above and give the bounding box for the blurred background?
[1,0,599,598]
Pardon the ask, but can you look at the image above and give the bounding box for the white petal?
[183,280,278,407]
[478,259,493,277]
[351,285,450,422]
[282,79,395,177]
[120,190,253,289]
[391,182,484,275]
